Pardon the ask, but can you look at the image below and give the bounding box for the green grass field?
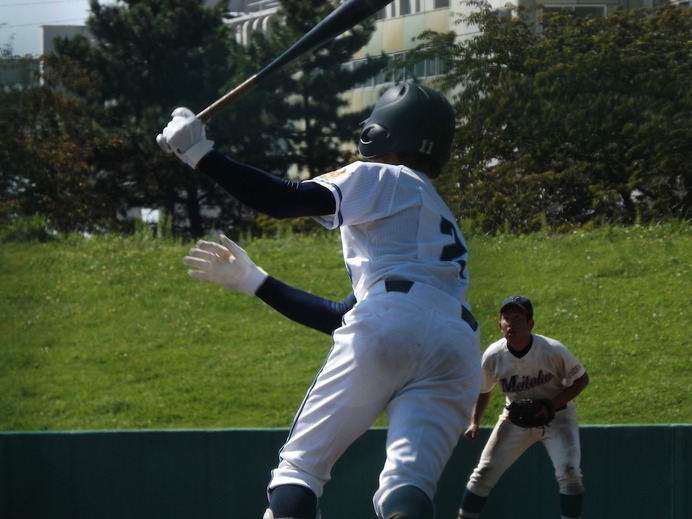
[0,223,690,431]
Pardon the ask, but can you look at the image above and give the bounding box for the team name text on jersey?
[500,370,554,393]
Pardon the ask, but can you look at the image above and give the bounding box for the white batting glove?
[156,107,214,168]
[183,234,268,296]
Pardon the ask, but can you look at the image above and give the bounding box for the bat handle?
[196,75,260,122]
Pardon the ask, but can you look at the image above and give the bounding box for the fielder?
[458,295,590,519]
[158,82,482,519]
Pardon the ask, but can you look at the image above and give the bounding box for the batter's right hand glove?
[183,234,268,296]
[156,107,214,168]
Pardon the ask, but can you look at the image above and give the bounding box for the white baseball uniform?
[267,161,482,516]
[466,334,586,499]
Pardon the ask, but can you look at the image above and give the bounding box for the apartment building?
[221,0,672,112]
[222,1,466,110]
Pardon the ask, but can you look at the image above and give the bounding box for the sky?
[0,0,104,56]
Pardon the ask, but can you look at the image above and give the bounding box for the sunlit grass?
[0,223,689,431]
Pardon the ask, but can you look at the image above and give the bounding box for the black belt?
[384,280,479,331]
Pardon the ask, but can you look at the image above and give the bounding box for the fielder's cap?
[500,295,533,320]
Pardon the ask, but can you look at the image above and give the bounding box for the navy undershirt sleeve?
[256,276,357,335]
[197,151,335,218]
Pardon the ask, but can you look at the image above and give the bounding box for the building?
[6,0,675,90]
[221,0,673,112]
[0,57,39,88]
[222,0,281,44]
[40,25,90,56]
[0,25,88,87]
[223,1,465,110]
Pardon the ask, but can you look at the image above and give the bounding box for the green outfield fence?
[1,425,689,518]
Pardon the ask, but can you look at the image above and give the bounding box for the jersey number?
[440,216,467,278]
[419,140,434,154]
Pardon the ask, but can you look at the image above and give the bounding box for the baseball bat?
[196,0,393,122]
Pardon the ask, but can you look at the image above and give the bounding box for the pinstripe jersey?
[308,161,470,303]
[480,334,586,406]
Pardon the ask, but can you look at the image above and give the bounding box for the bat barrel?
[255,0,391,82]
[196,0,392,121]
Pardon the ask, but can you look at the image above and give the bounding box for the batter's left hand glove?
[156,107,214,168]
[506,399,556,429]
[183,234,268,295]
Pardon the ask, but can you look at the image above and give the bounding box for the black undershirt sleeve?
[198,151,350,334]
[255,276,357,336]
[197,150,336,218]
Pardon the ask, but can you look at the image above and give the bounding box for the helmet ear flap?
[360,124,388,146]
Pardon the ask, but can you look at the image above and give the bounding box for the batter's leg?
[269,301,415,499]
[264,484,319,519]
[380,485,434,519]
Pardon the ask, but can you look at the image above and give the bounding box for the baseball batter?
[158,82,482,519]
[458,295,590,519]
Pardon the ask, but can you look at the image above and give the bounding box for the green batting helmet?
[358,82,456,172]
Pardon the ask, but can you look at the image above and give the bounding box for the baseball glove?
[506,399,556,429]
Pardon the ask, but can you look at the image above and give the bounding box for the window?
[542,4,606,19]
[413,59,426,78]
[345,51,445,91]
[390,52,410,83]
[426,56,445,77]
[540,4,606,31]
[379,0,430,19]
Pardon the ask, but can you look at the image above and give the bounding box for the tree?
[0,52,131,234]
[49,0,243,238]
[58,0,386,235]
[415,0,691,233]
[4,0,385,238]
